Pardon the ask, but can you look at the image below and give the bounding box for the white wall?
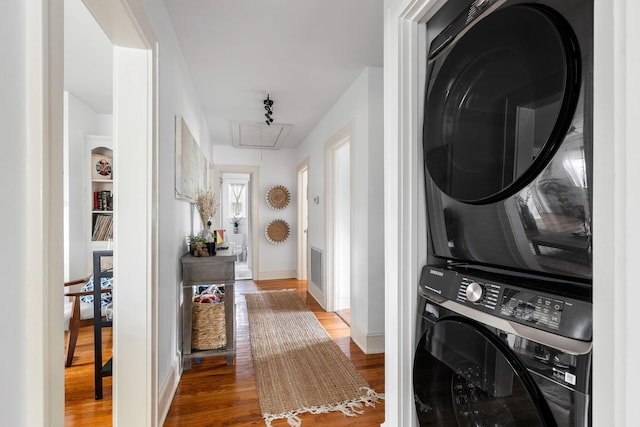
[139,0,215,419]
[0,2,28,425]
[212,146,298,278]
[296,66,385,352]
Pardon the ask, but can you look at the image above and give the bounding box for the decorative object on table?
[245,290,384,427]
[189,235,210,257]
[195,188,218,239]
[265,219,290,245]
[266,185,291,210]
[91,154,113,180]
[216,229,225,244]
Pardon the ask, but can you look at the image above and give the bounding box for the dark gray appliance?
[422,0,593,289]
[413,266,591,426]
[415,0,594,424]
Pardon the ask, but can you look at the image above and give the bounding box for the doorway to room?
[296,159,309,281]
[221,172,253,279]
[214,165,260,280]
[52,0,158,424]
[333,140,351,324]
[325,123,353,324]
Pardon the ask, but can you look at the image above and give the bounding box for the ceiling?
[64,0,113,115]
[64,0,383,149]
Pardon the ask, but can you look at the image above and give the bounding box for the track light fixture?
[263,94,274,125]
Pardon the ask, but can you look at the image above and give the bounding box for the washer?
[413,266,591,426]
[422,0,594,289]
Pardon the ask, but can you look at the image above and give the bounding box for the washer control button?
[466,282,484,303]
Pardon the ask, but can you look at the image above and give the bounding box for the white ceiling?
[64,0,113,114]
[64,0,383,149]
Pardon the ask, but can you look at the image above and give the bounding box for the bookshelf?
[86,135,113,251]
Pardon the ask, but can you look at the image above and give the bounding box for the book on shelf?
[93,190,113,211]
[92,214,113,241]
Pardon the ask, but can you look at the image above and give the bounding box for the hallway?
[64,279,385,426]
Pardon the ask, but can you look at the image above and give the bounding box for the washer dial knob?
[466,282,484,303]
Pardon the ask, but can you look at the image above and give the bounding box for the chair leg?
[65,298,81,367]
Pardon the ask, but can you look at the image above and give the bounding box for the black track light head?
[262,93,274,125]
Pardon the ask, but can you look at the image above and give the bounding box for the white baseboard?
[257,269,296,280]
[157,353,181,425]
[350,322,385,354]
[307,282,326,310]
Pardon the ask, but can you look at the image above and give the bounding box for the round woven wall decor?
[265,219,290,245]
[266,185,291,210]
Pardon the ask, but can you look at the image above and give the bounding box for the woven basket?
[191,302,226,350]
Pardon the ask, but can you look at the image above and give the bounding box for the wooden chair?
[64,276,110,367]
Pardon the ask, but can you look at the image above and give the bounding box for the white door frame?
[213,165,260,280]
[36,0,159,425]
[296,158,309,280]
[324,122,354,312]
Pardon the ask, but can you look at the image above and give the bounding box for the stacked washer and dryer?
[413,0,593,426]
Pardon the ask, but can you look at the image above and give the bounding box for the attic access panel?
[231,121,293,150]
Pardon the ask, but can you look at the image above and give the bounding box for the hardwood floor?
[64,279,385,426]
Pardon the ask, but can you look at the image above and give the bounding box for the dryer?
[422,0,593,293]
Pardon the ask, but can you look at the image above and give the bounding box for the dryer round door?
[413,317,556,426]
[424,4,581,204]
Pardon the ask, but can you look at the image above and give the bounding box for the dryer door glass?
[424,5,580,203]
[413,318,555,426]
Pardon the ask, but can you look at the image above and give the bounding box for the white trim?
[350,322,385,355]
[213,164,260,280]
[112,45,154,427]
[27,0,65,425]
[324,122,354,313]
[593,0,640,425]
[62,1,159,425]
[307,281,327,311]
[258,269,297,281]
[383,1,439,426]
[157,355,181,425]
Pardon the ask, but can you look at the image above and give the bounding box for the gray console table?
[181,253,236,369]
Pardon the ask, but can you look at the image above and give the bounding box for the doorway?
[324,123,353,319]
[221,172,252,279]
[44,0,158,424]
[214,165,260,280]
[333,140,351,324]
[296,159,309,281]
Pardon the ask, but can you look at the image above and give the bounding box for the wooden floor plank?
[64,279,385,426]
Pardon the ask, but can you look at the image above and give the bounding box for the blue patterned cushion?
[80,276,113,307]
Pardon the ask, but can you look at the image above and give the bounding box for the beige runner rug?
[245,290,384,427]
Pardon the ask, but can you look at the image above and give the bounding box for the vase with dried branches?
[195,188,218,242]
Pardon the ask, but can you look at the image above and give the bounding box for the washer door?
[424,5,580,204]
[413,317,556,426]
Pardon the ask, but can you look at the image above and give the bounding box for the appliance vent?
[310,247,323,290]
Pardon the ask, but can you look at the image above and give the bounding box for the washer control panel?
[499,288,564,331]
[420,265,592,341]
[456,276,564,331]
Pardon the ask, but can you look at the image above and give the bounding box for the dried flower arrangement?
[195,188,218,230]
